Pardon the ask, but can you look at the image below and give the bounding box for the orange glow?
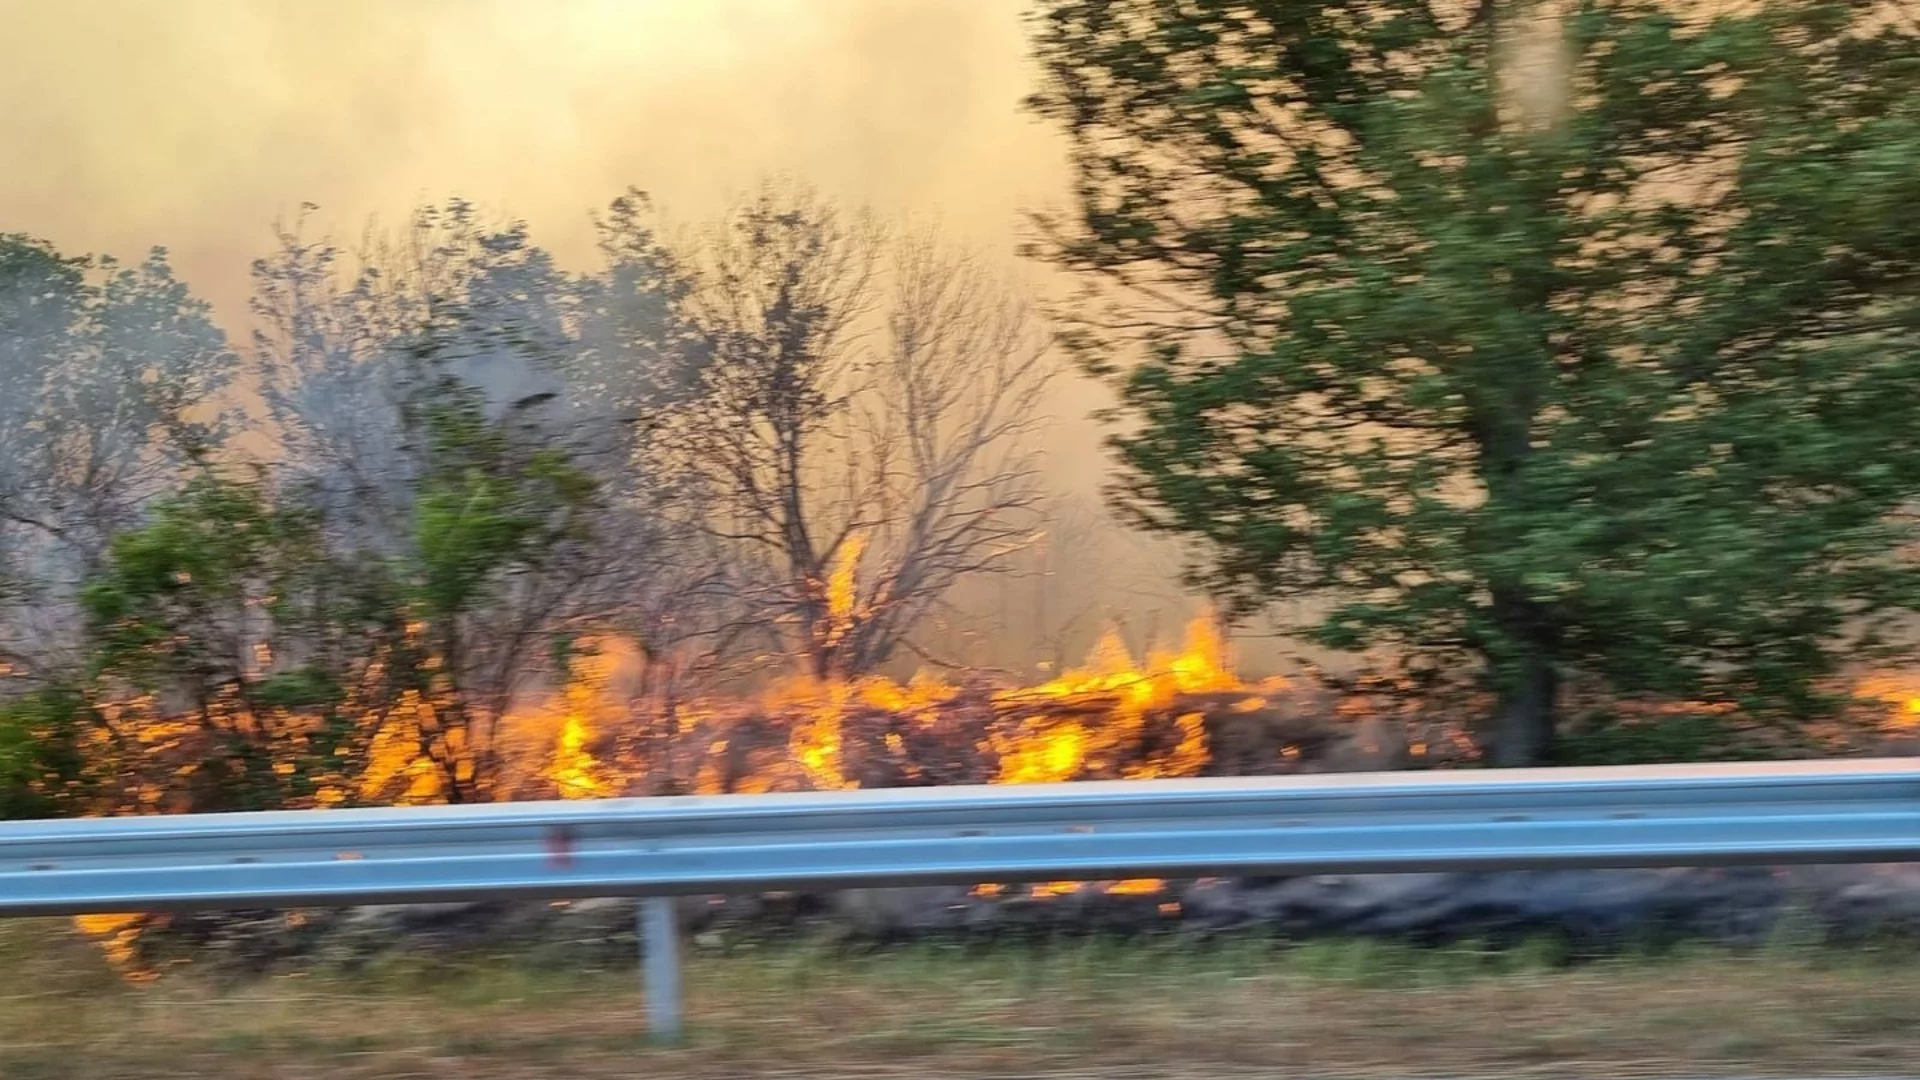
[517,637,631,799]
[358,690,448,805]
[1855,673,1920,724]
[824,531,867,645]
[525,607,1260,903]
[785,676,855,791]
[529,607,1258,797]
[73,913,150,978]
[988,609,1252,785]
[488,607,1269,900]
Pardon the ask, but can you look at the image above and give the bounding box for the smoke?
[0,0,1083,477]
[0,0,1064,321]
[0,0,1302,672]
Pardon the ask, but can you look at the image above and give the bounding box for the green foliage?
[403,370,600,622]
[59,371,604,810]
[395,376,602,800]
[84,471,322,687]
[1547,710,1780,767]
[1029,0,1920,762]
[6,198,639,811]
[413,455,593,621]
[0,687,94,820]
[78,471,380,811]
[1,231,240,812]
[250,666,345,712]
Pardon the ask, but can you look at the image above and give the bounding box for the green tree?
[396,364,604,801]
[80,471,396,811]
[1028,0,1920,763]
[0,687,94,819]
[251,199,677,802]
[73,376,605,810]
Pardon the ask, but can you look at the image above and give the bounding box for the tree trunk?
[1490,653,1558,767]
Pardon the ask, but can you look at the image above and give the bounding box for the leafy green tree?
[396,365,604,801]
[69,371,604,810]
[1028,0,1920,762]
[0,686,95,819]
[250,198,699,801]
[80,471,396,811]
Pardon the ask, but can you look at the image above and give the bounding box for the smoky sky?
[0,0,1134,500]
[0,0,1256,667]
[0,0,1064,316]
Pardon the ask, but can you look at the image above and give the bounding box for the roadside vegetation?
[4,919,1919,1079]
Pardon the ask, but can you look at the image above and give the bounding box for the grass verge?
[3,918,1918,1079]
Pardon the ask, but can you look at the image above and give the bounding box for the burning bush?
[499,612,1481,804]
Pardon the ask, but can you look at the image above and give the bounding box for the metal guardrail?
[3,759,1918,1038]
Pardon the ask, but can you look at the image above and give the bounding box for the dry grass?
[3,918,1919,1080]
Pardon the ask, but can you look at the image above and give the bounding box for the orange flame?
[519,608,1278,904]
[536,607,1256,797]
[988,610,1245,785]
[1853,673,1920,726]
[545,641,626,799]
[824,532,867,642]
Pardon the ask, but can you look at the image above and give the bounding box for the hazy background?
[0,0,1310,671]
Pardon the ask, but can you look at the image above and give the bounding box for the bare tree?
[654,184,1055,682]
[847,230,1055,673]
[251,208,412,549]
[0,234,237,676]
[253,200,582,551]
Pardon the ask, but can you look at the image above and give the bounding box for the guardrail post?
[639,896,683,1041]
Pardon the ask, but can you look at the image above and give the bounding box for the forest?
[4,0,1920,822]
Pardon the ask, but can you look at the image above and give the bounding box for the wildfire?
[967,615,1247,898]
[79,613,1920,978]
[987,613,1251,785]
[543,642,624,799]
[499,578,1300,906]
[823,531,867,646]
[784,676,856,791]
[530,606,1267,798]
[516,634,1914,811]
[1854,674,1920,724]
[358,690,449,804]
[551,710,610,801]
[73,913,150,978]
[579,607,1258,901]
